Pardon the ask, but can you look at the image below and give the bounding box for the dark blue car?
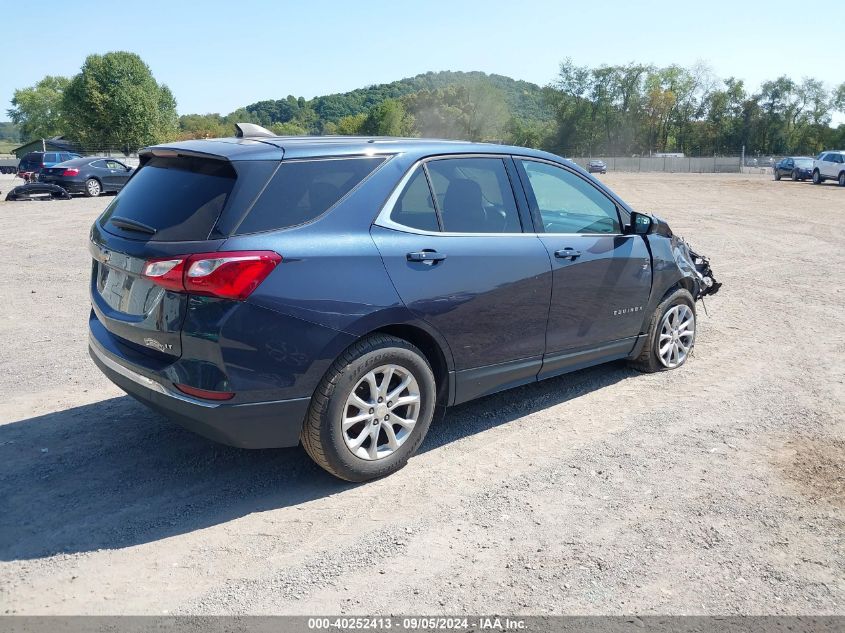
[88,125,719,481]
[774,156,814,181]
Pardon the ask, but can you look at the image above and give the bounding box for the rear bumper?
[89,334,309,449]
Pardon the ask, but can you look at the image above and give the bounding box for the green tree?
[177,113,230,139]
[0,122,21,142]
[361,99,415,136]
[270,121,307,136]
[831,82,845,114]
[334,113,367,135]
[504,116,551,148]
[7,76,70,141]
[63,52,178,152]
[403,87,467,139]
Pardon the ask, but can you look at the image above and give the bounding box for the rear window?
[100,156,236,241]
[233,157,385,234]
[19,154,41,170]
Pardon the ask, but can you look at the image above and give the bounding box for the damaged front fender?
[688,244,721,299]
[643,213,721,302]
[676,236,721,300]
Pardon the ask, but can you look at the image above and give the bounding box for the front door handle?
[554,248,581,260]
[407,250,447,263]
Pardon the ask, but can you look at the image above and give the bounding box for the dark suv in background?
[17,150,81,177]
[88,125,719,481]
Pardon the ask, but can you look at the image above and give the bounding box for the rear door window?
[99,156,236,241]
[234,156,385,234]
[424,157,522,233]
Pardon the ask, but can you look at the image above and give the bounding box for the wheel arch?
[370,323,452,407]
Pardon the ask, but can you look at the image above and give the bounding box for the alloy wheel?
[658,304,695,369]
[342,364,421,460]
[87,179,101,196]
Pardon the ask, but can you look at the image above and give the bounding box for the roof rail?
[234,122,276,138]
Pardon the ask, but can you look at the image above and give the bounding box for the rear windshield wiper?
[109,216,157,235]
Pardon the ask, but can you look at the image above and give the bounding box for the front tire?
[792,170,799,181]
[630,288,696,373]
[301,334,436,482]
[839,172,845,187]
[84,178,101,197]
[812,170,822,185]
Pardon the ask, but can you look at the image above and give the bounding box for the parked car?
[16,151,81,178]
[588,159,607,174]
[88,125,719,482]
[39,157,134,197]
[773,156,814,181]
[812,151,845,186]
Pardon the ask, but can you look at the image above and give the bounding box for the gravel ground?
[0,172,843,615]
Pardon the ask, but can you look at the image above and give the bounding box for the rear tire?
[84,178,101,197]
[629,288,696,373]
[774,170,781,181]
[812,170,822,185]
[301,334,436,482]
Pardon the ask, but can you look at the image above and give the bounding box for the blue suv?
[88,124,719,481]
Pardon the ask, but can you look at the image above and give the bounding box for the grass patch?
[0,140,19,155]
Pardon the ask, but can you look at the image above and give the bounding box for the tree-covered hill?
[9,57,844,156]
[245,71,552,128]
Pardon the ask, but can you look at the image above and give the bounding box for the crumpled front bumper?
[685,243,721,299]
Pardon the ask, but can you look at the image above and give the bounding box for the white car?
[812,151,845,186]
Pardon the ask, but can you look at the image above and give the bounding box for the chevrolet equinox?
[88,124,719,481]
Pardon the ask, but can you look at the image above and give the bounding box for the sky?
[2,0,842,121]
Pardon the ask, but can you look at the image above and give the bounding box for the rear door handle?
[554,248,581,260]
[407,250,447,263]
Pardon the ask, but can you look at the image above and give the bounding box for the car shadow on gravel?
[0,362,634,561]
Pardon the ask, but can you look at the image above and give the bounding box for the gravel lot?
[0,172,843,615]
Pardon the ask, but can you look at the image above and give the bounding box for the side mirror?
[630,212,653,235]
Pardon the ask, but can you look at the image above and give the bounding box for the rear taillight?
[142,251,281,300]
[62,168,79,176]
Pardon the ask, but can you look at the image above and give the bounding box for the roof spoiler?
[235,122,276,138]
